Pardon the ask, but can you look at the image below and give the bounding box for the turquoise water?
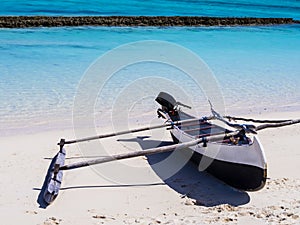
[1,0,300,19]
[1,25,300,135]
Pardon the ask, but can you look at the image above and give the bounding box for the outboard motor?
[156,92,191,110]
[156,92,179,120]
[155,92,191,120]
[155,92,177,112]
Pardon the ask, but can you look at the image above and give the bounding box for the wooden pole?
[224,116,291,124]
[174,120,209,127]
[63,116,214,145]
[60,130,239,170]
[58,118,300,170]
[256,119,300,131]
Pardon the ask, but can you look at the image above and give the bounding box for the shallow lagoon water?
[1,25,300,135]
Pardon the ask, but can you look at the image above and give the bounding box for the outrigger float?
[43,92,300,204]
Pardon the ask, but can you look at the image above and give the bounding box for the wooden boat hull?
[155,89,268,191]
[170,129,267,191]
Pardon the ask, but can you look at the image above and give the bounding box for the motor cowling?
[155,92,177,112]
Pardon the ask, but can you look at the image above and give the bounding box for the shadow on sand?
[117,136,250,207]
[36,135,250,207]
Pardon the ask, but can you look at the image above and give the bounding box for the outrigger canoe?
[42,92,300,204]
[155,92,267,191]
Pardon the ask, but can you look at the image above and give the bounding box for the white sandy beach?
[0,111,299,225]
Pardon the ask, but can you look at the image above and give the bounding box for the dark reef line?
[0,16,299,28]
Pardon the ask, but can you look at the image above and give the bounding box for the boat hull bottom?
[171,133,267,191]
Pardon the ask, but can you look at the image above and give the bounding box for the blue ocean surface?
[1,25,300,135]
[1,0,300,19]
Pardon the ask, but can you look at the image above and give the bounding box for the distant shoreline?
[0,16,299,28]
